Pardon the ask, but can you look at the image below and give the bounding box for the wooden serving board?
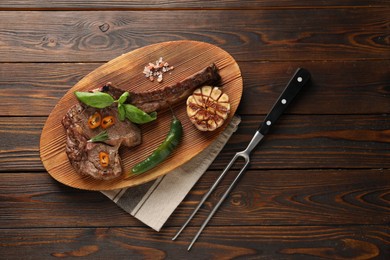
[39,40,243,190]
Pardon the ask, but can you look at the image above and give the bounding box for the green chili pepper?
[130,116,183,175]
[74,91,115,108]
[123,104,157,124]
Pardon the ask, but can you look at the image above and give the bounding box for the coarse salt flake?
[143,57,174,83]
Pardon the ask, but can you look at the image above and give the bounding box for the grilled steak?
[99,63,221,113]
[63,63,221,180]
[63,104,142,148]
[62,103,141,180]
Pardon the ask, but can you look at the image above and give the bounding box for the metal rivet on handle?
[266,120,271,126]
[297,77,303,82]
[281,99,287,104]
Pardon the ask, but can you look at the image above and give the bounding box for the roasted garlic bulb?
[186,86,230,131]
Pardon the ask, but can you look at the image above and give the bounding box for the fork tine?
[172,153,240,241]
[187,156,250,251]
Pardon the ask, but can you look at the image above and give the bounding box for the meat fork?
[172,68,311,251]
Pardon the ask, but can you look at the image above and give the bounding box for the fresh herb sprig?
[88,130,109,143]
[74,91,157,124]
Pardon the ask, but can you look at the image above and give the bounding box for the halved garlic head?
[186,86,230,131]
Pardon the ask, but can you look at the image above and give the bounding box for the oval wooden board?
[40,40,242,191]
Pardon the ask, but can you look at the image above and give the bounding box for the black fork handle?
[259,68,311,135]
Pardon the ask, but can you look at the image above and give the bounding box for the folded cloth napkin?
[101,115,241,231]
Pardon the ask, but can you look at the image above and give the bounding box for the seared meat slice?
[99,63,221,113]
[63,121,122,180]
[62,104,141,148]
[62,103,141,180]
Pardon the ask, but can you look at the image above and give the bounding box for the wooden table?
[1,1,389,259]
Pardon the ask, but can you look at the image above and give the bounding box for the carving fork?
[172,68,311,251]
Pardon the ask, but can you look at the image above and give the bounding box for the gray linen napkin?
[101,115,241,231]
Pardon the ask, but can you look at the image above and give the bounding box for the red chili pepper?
[99,151,109,167]
[88,112,102,129]
[101,116,115,129]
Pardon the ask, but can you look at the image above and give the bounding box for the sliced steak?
[63,121,122,180]
[62,103,141,180]
[62,104,141,148]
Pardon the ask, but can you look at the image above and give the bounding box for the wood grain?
[1,1,389,258]
[220,114,390,170]
[175,169,390,227]
[2,115,388,172]
[0,169,388,228]
[0,9,388,62]
[0,60,389,117]
[39,40,243,190]
[1,226,388,259]
[0,0,388,10]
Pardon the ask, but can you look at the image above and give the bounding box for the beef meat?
[63,104,141,148]
[62,103,141,180]
[99,63,221,113]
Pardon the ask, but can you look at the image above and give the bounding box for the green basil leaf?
[74,91,115,108]
[123,104,157,124]
[118,103,126,121]
[118,91,129,104]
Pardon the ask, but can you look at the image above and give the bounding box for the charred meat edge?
[99,63,221,113]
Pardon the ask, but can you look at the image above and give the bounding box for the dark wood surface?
[1,1,389,259]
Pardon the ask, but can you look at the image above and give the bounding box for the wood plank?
[0,226,388,259]
[0,63,99,116]
[0,117,44,171]
[0,9,388,62]
[0,0,388,10]
[173,168,390,227]
[219,114,390,170]
[1,115,389,172]
[0,60,389,117]
[0,169,388,228]
[240,60,390,115]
